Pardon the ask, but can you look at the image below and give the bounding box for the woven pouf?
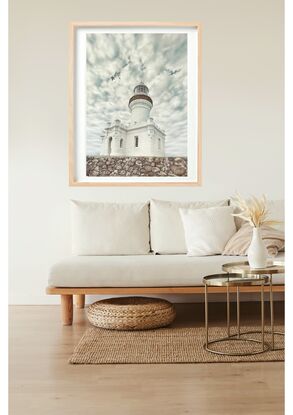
[87,296,176,330]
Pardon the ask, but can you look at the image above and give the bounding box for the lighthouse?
[129,82,153,124]
[100,82,166,157]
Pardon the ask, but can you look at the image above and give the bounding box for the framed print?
[69,22,201,186]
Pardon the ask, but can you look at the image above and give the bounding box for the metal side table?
[222,261,285,351]
[203,273,270,356]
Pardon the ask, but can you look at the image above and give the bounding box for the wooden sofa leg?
[61,295,73,325]
[75,294,85,309]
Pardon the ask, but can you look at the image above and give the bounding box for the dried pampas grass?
[231,193,281,228]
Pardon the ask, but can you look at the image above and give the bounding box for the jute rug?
[69,325,284,364]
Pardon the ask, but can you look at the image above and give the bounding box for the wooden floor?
[9,303,284,415]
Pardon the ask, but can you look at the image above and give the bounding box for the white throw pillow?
[71,200,150,255]
[179,206,236,256]
[150,199,228,254]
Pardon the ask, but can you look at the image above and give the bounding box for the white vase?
[247,227,267,269]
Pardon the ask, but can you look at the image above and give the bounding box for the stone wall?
[86,156,187,177]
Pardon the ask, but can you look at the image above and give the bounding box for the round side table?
[203,273,270,356]
[222,261,285,351]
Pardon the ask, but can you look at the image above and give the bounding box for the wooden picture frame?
[69,22,202,186]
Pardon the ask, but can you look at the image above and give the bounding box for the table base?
[204,336,270,356]
[204,277,268,356]
[231,330,284,351]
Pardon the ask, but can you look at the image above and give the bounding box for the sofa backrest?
[70,198,284,256]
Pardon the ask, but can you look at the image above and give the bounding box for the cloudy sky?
[86,33,187,156]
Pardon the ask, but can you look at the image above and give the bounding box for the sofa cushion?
[267,200,285,232]
[48,253,284,287]
[150,199,229,254]
[71,200,150,255]
[180,206,236,256]
[231,199,284,231]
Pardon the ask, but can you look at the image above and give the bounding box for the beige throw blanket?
[222,223,285,257]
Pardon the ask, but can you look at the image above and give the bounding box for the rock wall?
[86,156,187,177]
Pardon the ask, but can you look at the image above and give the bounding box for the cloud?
[86,33,187,156]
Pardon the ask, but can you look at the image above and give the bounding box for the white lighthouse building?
[100,82,166,157]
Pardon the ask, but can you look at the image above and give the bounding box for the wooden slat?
[46,285,285,295]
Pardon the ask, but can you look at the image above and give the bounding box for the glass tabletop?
[203,273,269,287]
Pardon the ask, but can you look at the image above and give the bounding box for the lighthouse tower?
[100,82,166,157]
[128,82,153,125]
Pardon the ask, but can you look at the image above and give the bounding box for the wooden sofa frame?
[46,285,285,325]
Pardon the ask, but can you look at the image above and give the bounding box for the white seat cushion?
[49,253,285,287]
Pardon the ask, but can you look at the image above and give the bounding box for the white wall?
[9,0,284,304]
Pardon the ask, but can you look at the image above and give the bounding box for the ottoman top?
[90,296,173,311]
